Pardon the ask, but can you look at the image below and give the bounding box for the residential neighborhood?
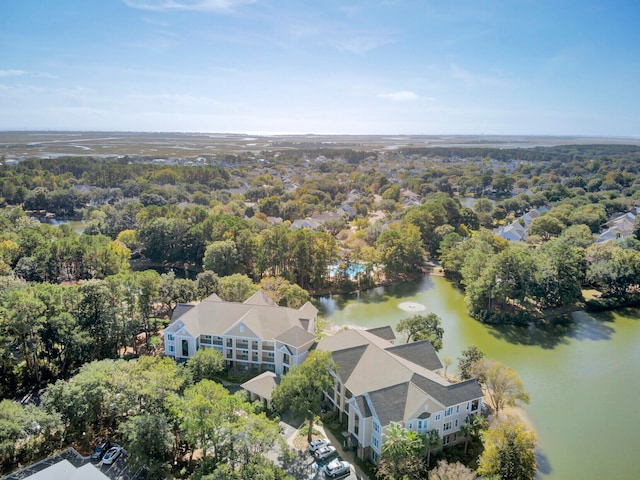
[165,292,484,468]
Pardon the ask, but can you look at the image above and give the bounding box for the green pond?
[316,275,640,479]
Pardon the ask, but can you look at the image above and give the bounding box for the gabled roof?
[318,329,483,427]
[331,345,368,383]
[366,326,396,342]
[244,290,277,306]
[172,303,196,322]
[241,371,279,400]
[386,341,443,371]
[367,383,410,426]
[164,290,316,343]
[410,373,483,407]
[275,325,316,349]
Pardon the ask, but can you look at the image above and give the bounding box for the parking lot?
[96,449,140,480]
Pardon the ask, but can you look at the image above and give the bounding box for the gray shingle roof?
[275,325,316,349]
[330,345,368,383]
[354,394,372,419]
[365,326,396,342]
[171,303,196,322]
[164,290,315,345]
[241,371,280,400]
[410,373,483,407]
[386,341,443,371]
[319,328,483,427]
[367,383,410,426]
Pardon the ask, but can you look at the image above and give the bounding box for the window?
[354,414,359,435]
[435,413,441,421]
[456,405,460,414]
[444,407,453,417]
[466,402,471,411]
[417,420,423,430]
[443,421,452,432]
[227,338,232,347]
[239,325,245,333]
[181,339,189,357]
[372,437,379,448]
[471,399,479,411]
[408,421,413,430]
[167,334,174,341]
[168,345,175,352]
[443,435,450,446]
[455,419,459,428]
[373,421,381,434]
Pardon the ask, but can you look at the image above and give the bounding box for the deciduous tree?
[477,421,537,480]
[476,360,530,415]
[272,351,336,443]
[397,313,444,351]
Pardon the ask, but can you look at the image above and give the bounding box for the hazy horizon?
[2,1,639,136]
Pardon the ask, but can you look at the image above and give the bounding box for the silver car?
[324,458,351,478]
[102,446,122,465]
[314,445,337,460]
[309,438,331,453]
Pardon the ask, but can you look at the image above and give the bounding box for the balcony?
[236,341,249,349]
[262,344,274,352]
[262,354,275,363]
[236,354,249,361]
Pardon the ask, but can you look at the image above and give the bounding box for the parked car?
[314,445,337,461]
[102,446,123,465]
[324,458,351,478]
[91,439,112,460]
[309,438,331,453]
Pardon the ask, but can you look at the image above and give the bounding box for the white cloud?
[0,69,57,79]
[449,64,515,89]
[378,90,420,102]
[326,34,393,55]
[0,70,28,77]
[122,0,254,12]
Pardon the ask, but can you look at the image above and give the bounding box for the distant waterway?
[316,275,640,479]
[38,218,85,233]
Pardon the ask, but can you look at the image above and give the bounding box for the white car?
[324,458,351,478]
[314,445,337,461]
[309,438,331,453]
[102,446,122,465]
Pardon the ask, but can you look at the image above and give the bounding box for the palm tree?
[461,414,488,455]
[381,422,425,478]
[460,422,472,455]
[424,429,441,467]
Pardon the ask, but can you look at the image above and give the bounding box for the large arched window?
[182,339,189,357]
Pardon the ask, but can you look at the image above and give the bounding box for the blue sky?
[1,0,639,135]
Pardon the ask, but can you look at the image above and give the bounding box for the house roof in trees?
[165,290,316,345]
[171,303,196,322]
